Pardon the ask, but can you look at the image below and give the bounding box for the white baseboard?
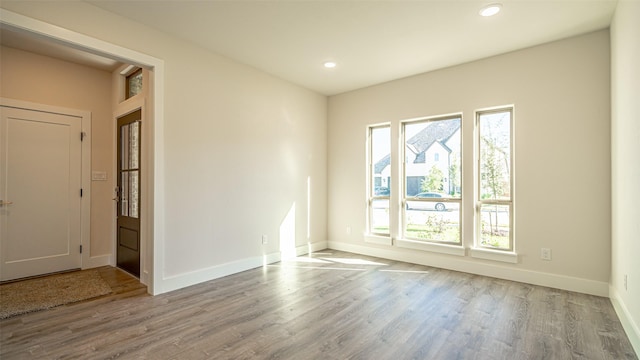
[327,241,609,297]
[161,252,281,293]
[82,254,112,269]
[610,285,640,356]
[141,269,150,288]
[295,241,328,256]
[159,241,328,294]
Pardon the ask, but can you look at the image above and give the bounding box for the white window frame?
[400,115,463,246]
[366,124,391,239]
[475,107,515,253]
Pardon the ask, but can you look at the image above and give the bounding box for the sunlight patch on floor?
[286,257,331,264]
[319,257,388,266]
[379,269,430,274]
[268,265,367,272]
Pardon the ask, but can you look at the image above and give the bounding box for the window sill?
[395,238,465,256]
[470,247,518,264]
[364,234,392,246]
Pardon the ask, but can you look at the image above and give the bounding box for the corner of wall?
[610,285,640,355]
[609,1,640,357]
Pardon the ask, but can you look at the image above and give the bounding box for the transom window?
[476,108,514,251]
[402,116,462,244]
[125,68,143,99]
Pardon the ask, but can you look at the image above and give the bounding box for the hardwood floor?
[0,250,637,359]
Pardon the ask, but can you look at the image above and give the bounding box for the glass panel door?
[117,109,141,277]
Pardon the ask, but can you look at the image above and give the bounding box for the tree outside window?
[477,109,513,250]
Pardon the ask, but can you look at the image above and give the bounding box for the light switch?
[92,171,108,181]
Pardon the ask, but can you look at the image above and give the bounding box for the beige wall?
[611,0,640,352]
[1,2,624,309]
[328,30,611,294]
[0,45,114,257]
[0,2,328,286]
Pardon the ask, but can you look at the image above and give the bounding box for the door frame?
[0,98,96,270]
[0,9,166,295]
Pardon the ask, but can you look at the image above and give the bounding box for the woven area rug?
[0,270,112,319]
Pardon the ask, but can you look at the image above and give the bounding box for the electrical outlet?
[541,248,552,261]
[346,226,352,235]
[624,274,628,291]
[262,235,268,245]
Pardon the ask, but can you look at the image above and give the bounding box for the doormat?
[0,270,112,319]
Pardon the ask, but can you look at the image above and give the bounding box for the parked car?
[406,192,459,211]
[374,187,390,196]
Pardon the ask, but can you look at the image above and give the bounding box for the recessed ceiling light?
[323,61,337,69]
[479,3,502,17]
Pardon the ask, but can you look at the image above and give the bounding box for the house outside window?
[368,125,391,235]
[400,116,462,243]
[476,108,514,251]
[126,68,143,99]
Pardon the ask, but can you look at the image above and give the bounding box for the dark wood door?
[116,109,141,277]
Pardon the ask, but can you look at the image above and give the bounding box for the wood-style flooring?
[0,250,637,359]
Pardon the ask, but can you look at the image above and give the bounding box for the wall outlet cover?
[541,248,552,261]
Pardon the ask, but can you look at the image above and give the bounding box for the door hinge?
[80,188,83,197]
[80,245,83,254]
[81,132,87,141]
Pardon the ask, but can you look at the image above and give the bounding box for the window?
[402,116,461,244]
[126,68,143,99]
[368,125,391,235]
[477,108,513,251]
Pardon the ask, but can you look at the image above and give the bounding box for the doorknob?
[0,200,13,205]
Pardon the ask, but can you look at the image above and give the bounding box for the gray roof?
[374,153,391,174]
[407,119,460,155]
[374,119,460,174]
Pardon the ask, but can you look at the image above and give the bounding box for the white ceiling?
[3,1,618,96]
[87,0,616,95]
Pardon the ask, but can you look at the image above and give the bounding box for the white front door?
[0,106,82,281]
